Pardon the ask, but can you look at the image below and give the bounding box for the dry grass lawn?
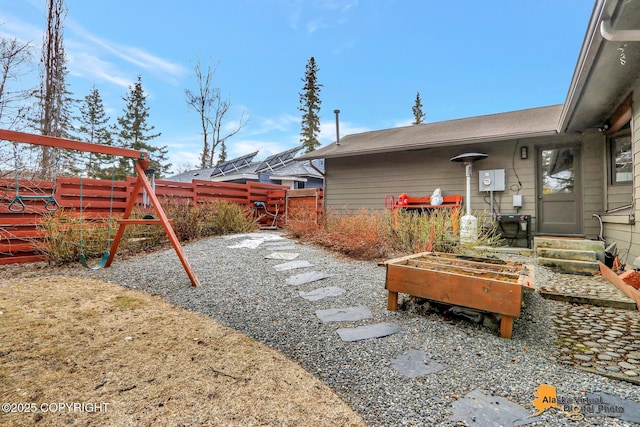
[0,273,365,427]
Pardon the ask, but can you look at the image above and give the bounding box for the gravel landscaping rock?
[61,232,640,426]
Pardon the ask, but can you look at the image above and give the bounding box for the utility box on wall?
[479,169,505,192]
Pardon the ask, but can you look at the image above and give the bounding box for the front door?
[536,144,582,235]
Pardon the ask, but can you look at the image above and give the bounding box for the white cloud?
[65,18,187,84]
[253,114,300,135]
[66,49,133,89]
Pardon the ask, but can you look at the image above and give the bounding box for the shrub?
[284,208,501,261]
[163,199,257,241]
[38,210,118,264]
[38,199,258,265]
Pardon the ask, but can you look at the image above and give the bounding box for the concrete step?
[536,247,597,262]
[534,237,604,252]
[537,257,600,274]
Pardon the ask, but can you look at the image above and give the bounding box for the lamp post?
[450,153,488,243]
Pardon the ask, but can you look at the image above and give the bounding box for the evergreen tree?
[77,86,113,178]
[298,56,322,153]
[112,75,166,178]
[412,92,425,125]
[217,141,228,165]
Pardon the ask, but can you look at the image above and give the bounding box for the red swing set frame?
[0,129,200,287]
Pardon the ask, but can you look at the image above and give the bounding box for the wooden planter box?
[380,252,534,338]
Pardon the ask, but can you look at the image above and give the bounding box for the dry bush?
[285,208,500,261]
[38,210,118,264]
[38,200,258,265]
[162,198,257,242]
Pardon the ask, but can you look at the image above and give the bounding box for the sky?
[0,0,595,176]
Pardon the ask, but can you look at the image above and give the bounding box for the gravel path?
[62,232,640,426]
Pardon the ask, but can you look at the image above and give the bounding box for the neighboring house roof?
[167,146,320,183]
[300,105,563,160]
[210,151,259,177]
[255,146,304,172]
[168,151,258,182]
[559,0,640,133]
[268,159,324,182]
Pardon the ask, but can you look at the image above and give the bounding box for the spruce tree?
[112,75,167,178]
[412,92,425,125]
[298,56,322,153]
[217,141,228,165]
[77,86,113,178]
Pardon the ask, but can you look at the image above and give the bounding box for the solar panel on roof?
[210,151,258,177]
[255,145,303,172]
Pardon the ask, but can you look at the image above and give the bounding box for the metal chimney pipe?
[334,109,340,145]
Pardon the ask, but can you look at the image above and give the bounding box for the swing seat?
[8,195,59,213]
[79,251,110,270]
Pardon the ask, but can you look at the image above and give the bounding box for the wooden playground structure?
[0,129,200,287]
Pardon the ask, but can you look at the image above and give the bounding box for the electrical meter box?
[479,169,505,192]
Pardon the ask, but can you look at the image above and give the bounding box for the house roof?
[300,104,563,160]
[559,0,640,132]
[168,147,321,183]
[254,145,304,172]
[268,160,324,180]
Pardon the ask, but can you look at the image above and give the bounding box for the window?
[610,134,632,185]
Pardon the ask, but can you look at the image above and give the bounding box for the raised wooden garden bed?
[380,252,535,338]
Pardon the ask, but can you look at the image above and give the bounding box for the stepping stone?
[226,233,285,248]
[228,239,265,249]
[265,252,299,260]
[265,244,297,251]
[315,306,372,323]
[390,349,447,378]
[336,323,402,342]
[583,392,640,422]
[450,389,539,426]
[298,286,345,301]
[263,241,294,248]
[273,260,313,271]
[224,233,285,241]
[286,271,334,286]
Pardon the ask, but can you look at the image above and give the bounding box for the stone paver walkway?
[538,265,640,384]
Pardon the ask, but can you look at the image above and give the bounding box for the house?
[169,146,324,189]
[300,0,640,263]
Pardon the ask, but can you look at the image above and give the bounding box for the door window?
[541,148,575,194]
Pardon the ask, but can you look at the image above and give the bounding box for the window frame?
[608,128,632,186]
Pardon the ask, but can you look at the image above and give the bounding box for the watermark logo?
[532,384,628,421]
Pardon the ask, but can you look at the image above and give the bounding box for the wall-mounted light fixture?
[520,146,528,160]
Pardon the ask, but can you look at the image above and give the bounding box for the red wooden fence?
[0,177,305,265]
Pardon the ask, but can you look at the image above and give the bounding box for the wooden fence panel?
[0,176,300,264]
[285,188,324,224]
[194,180,250,205]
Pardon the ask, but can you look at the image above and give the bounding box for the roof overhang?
[559,0,640,133]
[211,173,258,182]
[300,129,559,160]
[269,175,308,182]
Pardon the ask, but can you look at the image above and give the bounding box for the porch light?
[520,146,528,160]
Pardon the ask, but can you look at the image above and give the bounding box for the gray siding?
[602,84,639,265]
[581,132,605,239]
[325,132,604,240]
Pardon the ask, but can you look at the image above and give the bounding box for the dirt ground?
[0,270,365,427]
